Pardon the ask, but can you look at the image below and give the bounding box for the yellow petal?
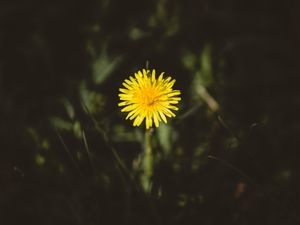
[158,110,167,123]
[151,69,156,82]
[166,105,178,110]
[118,101,130,106]
[121,104,138,112]
[170,97,181,101]
[124,79,133,85]
[129,76,138,85]
[119,88,130,94]
[163,77,172,83]
[158,72,164,82]
[162,107,176,117]
[122,82,133,90]
[153,112,159,127]
[129,108,141,120]
[134,115,145,126]
[167,90,181,97]
[166,79,175,89]
[146,116,150,129]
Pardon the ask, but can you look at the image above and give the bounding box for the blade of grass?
[80,99,133,181]
[55,128,83,176]
[82,129,97,173]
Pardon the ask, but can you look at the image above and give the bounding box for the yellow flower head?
[118,69,181,129]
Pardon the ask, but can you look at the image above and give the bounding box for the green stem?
[141,128,153,192]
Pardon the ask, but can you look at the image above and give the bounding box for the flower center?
[138,87,157,107]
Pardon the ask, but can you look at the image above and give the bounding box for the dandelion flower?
[118,69,181,129]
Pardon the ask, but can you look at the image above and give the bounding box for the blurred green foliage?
[1,0,300,225]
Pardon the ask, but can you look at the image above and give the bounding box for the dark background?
[1,0,300,224]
